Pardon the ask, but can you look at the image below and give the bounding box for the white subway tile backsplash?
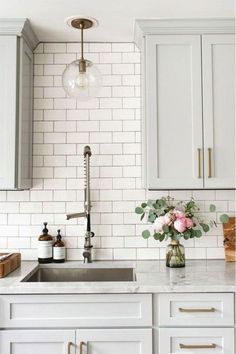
[0,42,234,261]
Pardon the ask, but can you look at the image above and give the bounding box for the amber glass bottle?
[53,230,65,263]
[38,222,53,264]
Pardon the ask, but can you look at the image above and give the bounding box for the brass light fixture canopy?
[65,16,98,30]
[71,18,93,30]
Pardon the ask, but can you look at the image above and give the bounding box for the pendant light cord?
[80,22,84,61]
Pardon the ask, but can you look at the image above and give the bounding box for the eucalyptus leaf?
[162,225,169,233]
[153,233,161,240]
[200,223,210,232]
[148,213,156,222]
[135,207,143,214]
[140,213,145,221]
[194,229,202,238]
[159,233,165,242]
[209,204,216,212]
[220,214,229,224]
[142,230,151,239]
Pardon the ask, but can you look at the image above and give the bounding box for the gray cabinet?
[0,19,38,189]
[135,19,235,190]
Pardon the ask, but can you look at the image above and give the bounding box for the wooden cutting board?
[223,217,236,262]
[0,253,21,278]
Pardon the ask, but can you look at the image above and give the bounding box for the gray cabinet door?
[0,36,18,189]
[145,35,203,189]
[0,36,33,189]
[202,34,235,189]
[18,38,33,189]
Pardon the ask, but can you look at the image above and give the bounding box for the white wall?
[0,42,235,260]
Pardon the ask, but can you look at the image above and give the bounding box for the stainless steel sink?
[22,267,136,282]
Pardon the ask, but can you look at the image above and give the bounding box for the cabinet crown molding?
[0,18,39,50]
[134,18,235,48]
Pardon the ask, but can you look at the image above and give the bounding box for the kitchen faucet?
[66,145,94,263]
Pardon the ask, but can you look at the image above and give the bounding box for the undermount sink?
[21,267,136,282]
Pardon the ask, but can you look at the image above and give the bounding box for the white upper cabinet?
[0,19,38,190]
[202,34,235,189]
[145,35,203,189]
[135,19,235,190]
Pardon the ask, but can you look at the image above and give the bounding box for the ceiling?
[0,0,234,42]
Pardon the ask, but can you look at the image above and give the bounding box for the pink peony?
[185,218,193,228]
[174,218,187,233]
[173,209,186,219]
[154,216,165,232]
[164,213,172,225]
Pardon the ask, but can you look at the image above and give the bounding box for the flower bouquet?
[135,197,229,267]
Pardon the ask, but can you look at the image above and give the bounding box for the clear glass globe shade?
[62,59,102,100]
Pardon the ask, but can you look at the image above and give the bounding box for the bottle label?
[53,247,65,260]
[38,241,53,259]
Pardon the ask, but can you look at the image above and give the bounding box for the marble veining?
[0,260,235,294]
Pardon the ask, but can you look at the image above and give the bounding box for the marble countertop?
[0,260,235,294]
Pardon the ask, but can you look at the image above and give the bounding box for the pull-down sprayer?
[66,145,94,263]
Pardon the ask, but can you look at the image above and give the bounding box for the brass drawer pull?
[208,147,212,178]
[197,148,202,178]
[179,307,215,313]
[80,341,86,354]
[180,343,216,349]
[67,342,72,354]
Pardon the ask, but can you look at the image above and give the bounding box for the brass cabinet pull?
[180,343,216,349]
[67,342,72,354]
[179,307,215,313]
[197,148,202,178]
[208,147,212,178]
[80,341,86,354]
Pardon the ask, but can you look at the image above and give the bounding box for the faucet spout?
[66,212,87,220]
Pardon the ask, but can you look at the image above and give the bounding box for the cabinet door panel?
[18,38,33,189]
[202,34,235,188]
[0,36,17,189]
[0,330,75,354]
[146,35,203,189]
[76,329,152,354]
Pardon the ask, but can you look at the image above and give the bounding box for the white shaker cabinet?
[0,330,76,354]
[0,19,38,189]
[202,34,235,189]
[76,329,152,354]
[135,19,235,190]
[145,34,203,189]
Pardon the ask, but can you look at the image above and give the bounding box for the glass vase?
[166,240,185,268]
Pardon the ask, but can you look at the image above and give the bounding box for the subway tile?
[34,76,53,87]
[54,121,76,132]
[34,54,53,64]
[54,53,76,64]
[44,109,66,121]
[44,132,66,143]
[89,43,112,52]
[67,110,89,120]
[112,64,134,75]
[112,43,134,52]
[100,53,122,63]
[114,248,136,260]
[44,43,66,53]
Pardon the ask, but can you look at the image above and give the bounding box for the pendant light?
[62,17,102,101]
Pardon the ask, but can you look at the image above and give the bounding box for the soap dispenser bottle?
[53,229,65,263]
[38,222,53,264]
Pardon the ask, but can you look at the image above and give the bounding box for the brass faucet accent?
[66,145,94,263]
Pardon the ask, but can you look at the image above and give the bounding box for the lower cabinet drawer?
[159,328,235,354]
[0,294,152,328]
[159,293,234,327]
